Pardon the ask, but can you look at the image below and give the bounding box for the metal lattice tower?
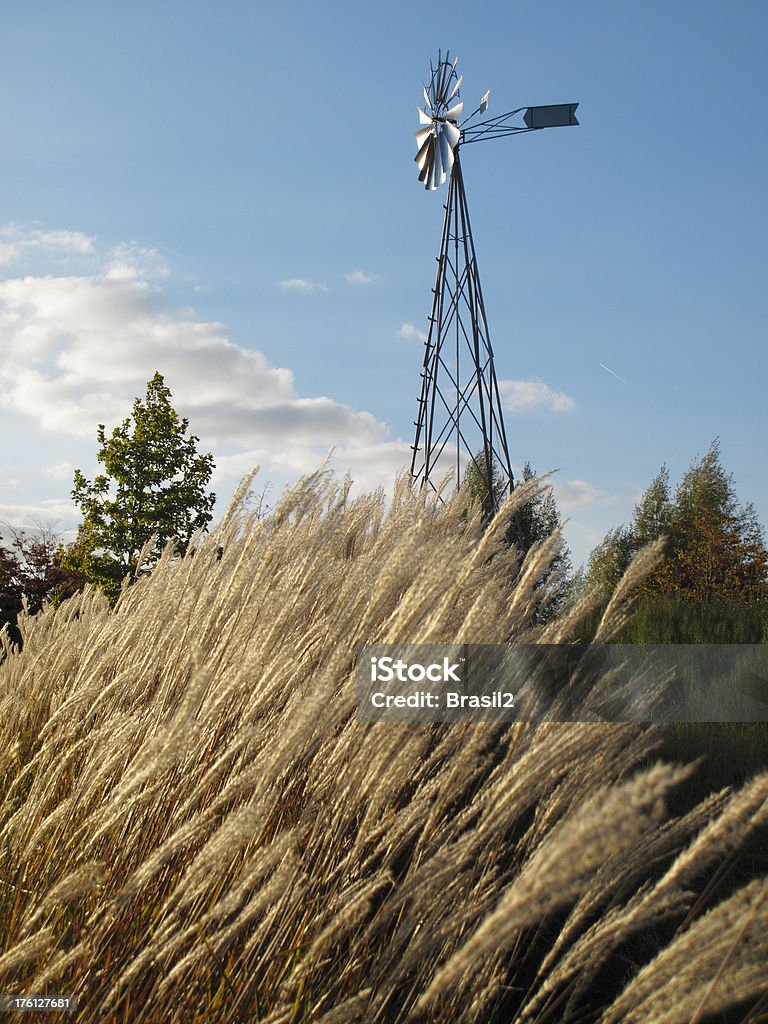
[409,51,578,514]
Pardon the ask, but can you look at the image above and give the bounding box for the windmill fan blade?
[433,139,445,187]
[418,106,432,125]
[479,90,490,113]
[442,57,454,99]
[414,131,434,171]
[437,55,450,104]
[442,119,460,148]
[424,151,435,189]
[427,152,438,190]
[449,74,463,100]
[418,136,435,182]
[445,101,463,122]
[423,85,431,109]
[445,141,455,176]
[438,129,454,178]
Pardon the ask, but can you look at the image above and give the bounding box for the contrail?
[599,362,631,387]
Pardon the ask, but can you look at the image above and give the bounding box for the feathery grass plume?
[518,782,753,1015]
[27,943,89,992]
[599,877,768,1024]
[519,786,737,1021]
[0,928,55,980]
[417,761,692,1009]
[0,467,765,1024]
[20,862,104,937]
[314,989,373,1023]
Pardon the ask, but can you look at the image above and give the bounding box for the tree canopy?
[64,372,215,603]
[583,440,767,641]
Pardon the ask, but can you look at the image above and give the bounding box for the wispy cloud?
[0,225,95,265]
[398,322,428,344]
[278,278,328,292]
[499,379,576,413]
[105,242,169,281]
[345,269,381,286]
[552,479,611,509]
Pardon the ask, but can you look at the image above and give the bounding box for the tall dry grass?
[0,468,766,1023]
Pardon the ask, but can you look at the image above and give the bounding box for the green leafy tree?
[64,372,215,603]
[515,463,571,559]
[584,524,636,598]
[634,463,673,550]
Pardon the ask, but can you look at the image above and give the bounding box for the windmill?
[410,51,578,515]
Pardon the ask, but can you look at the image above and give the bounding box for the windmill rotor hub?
[413,50,465,191]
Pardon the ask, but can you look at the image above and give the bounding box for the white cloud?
[345,269,381,285]
[278,278,328,292]
[398,322,428,344]
[0,224,408,501]
[0,224,95,266]
[499,379,576,413]
[0,271,383,445]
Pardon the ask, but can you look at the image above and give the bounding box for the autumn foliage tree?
[585,440,767,640]
[662,444,767,602]
[0,524,83,648]
[63,372,215,603]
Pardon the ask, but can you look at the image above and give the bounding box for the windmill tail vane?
[409,50,578,514]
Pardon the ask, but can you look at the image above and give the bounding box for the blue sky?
[1,0,766,568]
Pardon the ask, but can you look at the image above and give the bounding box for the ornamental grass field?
[0,470,766,1023]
